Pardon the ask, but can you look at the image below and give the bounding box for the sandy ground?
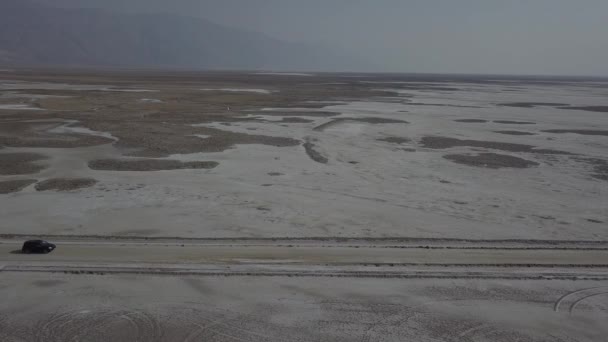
[1,235,608,341]
[0,272,607,341]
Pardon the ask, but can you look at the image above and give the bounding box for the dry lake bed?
[1,69,607,341]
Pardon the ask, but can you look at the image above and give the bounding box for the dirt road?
[2,241,608,265]
[2,239,608,279]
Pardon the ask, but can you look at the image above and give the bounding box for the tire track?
[456,324,488,341]
[29,306,165,342]
[180,307,288,342]
[5,265,608,280]
[3,233,607,247]
[554,286,608,312]
[569,292,608,314]
[118,309,164,342]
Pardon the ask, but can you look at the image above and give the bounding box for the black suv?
[22,240,56,254]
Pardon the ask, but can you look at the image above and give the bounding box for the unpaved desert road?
[2,240,608,266]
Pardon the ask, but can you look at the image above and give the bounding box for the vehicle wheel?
[22,249,30,254]
[43,249,50,254]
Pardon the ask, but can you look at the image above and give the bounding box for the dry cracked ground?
[1,69,607,341]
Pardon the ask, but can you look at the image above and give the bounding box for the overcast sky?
[35,0,608,75]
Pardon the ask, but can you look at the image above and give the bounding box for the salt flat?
[1,69,607,341]
[0,71,605,240]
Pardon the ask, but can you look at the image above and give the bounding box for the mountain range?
[0,0,362,71]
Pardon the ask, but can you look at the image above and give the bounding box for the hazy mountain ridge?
[0,0,359,71]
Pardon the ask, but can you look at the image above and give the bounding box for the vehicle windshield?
[1,1,607,341]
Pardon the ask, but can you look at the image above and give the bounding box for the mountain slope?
[0,0,358,71]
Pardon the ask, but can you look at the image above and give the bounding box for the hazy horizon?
[21,0,608,76]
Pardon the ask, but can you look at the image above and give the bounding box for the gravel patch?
[89,159,219,172]
[454,119,488,123]
[277,117,314,123]
[498,102,569,108]
[0,120,114,148]
[559,106,608,113]
[191,128,301,154]
[574,158,608,181]
[444,153,539,169]
[494,120,536,125]
[0,153,47,175]
[303,140,328,164]
[386,85,461,91]
[86,122,301,157]
[35,178,98,192]
[419,136,571,155]
[542,129,608,136]
[251,111,339,117]
[0,135,113,148]
[314,117,408,131]
[494,131,536,136]
[0,179,37,194]
[406,103,482,108]
[377,137,411,144]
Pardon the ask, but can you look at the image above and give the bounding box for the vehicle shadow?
[9,250,23,254]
